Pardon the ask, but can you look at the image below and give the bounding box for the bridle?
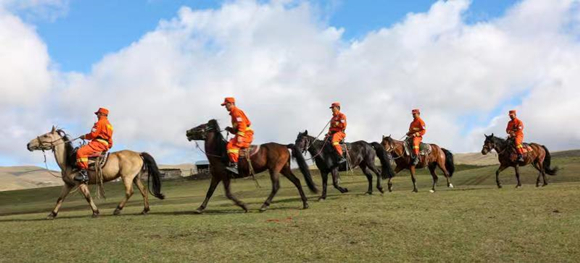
[190,124,227,159]
[382,138,402,160]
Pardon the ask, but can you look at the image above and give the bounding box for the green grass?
[1,157,579,262]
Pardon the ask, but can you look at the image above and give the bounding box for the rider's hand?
[225,127,234,133]
[79,135,86,140]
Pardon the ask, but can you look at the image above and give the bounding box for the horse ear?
[304,130,308,135]
[484,133,488,137]
[491,133,494,137]
[382,135,385,139]
[51,126,56,133]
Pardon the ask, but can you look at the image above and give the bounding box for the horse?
[26,127,165,219]
[294,131,395,200]
[380,135,455,193]
[481,133,558,188]
[186,120,317,213]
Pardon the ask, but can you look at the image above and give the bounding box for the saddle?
[239,145,261,158]
[404,140,432,156]
[69,148,110,171]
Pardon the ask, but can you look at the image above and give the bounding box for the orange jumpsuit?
[506,118,524,155]
[226,106,254,163]
[77,117,114,169]
[408,117,426,155]
[328,112,347,156]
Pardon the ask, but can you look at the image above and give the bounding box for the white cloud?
[1,0,580,166]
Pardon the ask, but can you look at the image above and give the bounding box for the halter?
[382,138,403,160]
[35,131,78,178]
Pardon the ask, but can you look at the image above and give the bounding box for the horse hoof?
[46,212,57,220]
[318,197,326,202]
[515,185,522,189]
[497,185,502,189]
[141,210,149,215]
[429,190,435,193]
[193,209,204,214]
[365,191,372,195]
[378,188,385,194]
[303,203,309,209]
[412,190,418,193]
[242,206,249,213]
[449,184,454,188]
[113,209,121,216]
[92,212,100,218]
[542,184,548,187]
[259,208,267,213]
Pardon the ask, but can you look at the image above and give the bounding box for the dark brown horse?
[380,136,455,193]
[481,134,558,188]
[186,120,317,213]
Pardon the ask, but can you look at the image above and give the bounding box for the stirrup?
[74,170,89,183]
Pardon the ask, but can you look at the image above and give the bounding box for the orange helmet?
[95,108,109,116]
[330,102,341,109]
[412,109,420,114]
[509,110,517,115]
[221,97,235,106]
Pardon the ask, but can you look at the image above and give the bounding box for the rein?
[303,120,331,161]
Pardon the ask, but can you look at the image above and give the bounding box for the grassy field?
[1,157,579,262]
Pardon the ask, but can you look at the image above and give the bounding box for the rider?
[506,110,525,162]
[407,109,426,166]
[223,97,254,174]
[327,102,347,164]
[75,108,114,182]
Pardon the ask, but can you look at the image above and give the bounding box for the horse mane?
[208,119,229,163]
[56,129,77,167]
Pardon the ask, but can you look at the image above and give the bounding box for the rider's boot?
[226,161,239,174]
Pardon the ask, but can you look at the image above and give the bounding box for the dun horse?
[294,131,394,200]
[186,120,317,213]
[380,136,455,192]
[27,127,165,219]
[481,134,558,188]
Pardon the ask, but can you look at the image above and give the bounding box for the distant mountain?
[0,166,63,192]
[454,149,580,166]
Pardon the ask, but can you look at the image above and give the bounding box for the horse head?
[27,126,64,152]
[380,134,395,152]
[294,130,312,154]
[481,133,495,155]
[186,120,221,141]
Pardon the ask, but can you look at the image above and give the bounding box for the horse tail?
[442,148,455,177]
[141,152,165,200]
[288,144,318,193]
[542,145,558,176]
[371,142,395,179]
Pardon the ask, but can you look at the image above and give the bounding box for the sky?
[1,0,580,168]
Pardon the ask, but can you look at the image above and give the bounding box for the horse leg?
[47,184,73,219]
[532,162,541,187]
[514,165,522,188]
[280,167,309,210]
[367,164,384,193]
[260,171,281,212]
[319,171,329,201]
[331,169,348,193]
[360,165,374,195]
[223,177,248,212]
[534,161,549,187]
[114,176,135,216]
[410,166,418,193]
[388,166,404,192]
[133,175,150,215]
[78,184,100,217]
[428,163,438,193]
[495,165,507,189]
[436,159,453,188]
[194,176,221,214]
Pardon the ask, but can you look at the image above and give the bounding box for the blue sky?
[28,0,519,73]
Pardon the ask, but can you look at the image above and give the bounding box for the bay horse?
[27,127,165,219]
[481,134,558,188]
[294,131,395,200]
[186,120,317,213]
[380,135,455,193]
